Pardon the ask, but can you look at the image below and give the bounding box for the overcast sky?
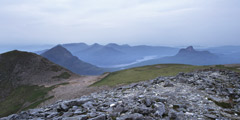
[0,0,240,47]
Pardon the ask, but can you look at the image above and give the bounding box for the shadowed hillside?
[0,50,77,117]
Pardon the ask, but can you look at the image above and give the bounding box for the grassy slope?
[0,85,53,117]
[92,64,240,87]
[0,82,69,117]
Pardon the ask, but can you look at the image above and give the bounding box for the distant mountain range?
[0,50,77,117]
[35,43,240,69]
[41,45,106,75]
[62,43,179,67]
[125,46,221,68]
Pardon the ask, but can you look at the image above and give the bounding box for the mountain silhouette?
[62,43,179,66]
[125,46,219,68]
[41,45,105,75]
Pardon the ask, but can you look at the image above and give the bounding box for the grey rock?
[153,96,167,103]
[76,98,92,105]
[154,102,165,117]
[82,101,94,109]
[87,112,98,118]
[58,102,69,112]
[227,88,234,94]
[62,112,74,117]
[204,114,217,119]
[62,115,88,120]
[46,112,59,118]
[117,113,144,120]
[0,114,19,120]
[134,105,153,116]
[72,106,78,111]
[113,105,125,114]
[163,80,174,87]
[168,111,178,120]
[89,114,107,120]
[144,98,152,107]
[74,109,86,115]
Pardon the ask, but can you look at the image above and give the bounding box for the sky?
[0,0,240,48]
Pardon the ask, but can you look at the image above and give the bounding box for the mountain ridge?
[41,45,106,75]
[62,43,179,66]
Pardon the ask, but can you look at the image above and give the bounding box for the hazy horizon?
[1,42,240,54]
[0,0,240,48]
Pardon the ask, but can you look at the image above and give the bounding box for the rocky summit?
[1,69,240,120]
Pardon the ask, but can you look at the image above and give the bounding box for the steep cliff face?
[2,69,240,120]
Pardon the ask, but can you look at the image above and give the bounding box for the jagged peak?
[178,46,196,53]
[176,46,216,59]
[186,46,194,51]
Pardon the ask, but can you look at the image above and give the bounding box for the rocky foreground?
[1,69,240,120]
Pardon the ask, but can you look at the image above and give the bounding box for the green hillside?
[0,50,74,117]
[92,64,240,87]
[0,85,54,117]
[0,82,69,117]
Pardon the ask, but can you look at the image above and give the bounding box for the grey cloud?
[0,0,239,47]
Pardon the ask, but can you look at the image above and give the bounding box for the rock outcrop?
[1,69,240,120]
